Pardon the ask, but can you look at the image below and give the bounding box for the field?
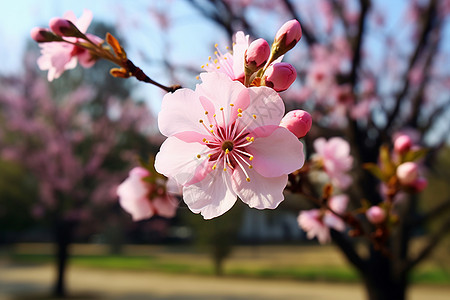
[1,243,449,299]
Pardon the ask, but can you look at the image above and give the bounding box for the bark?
[52,218,76,298]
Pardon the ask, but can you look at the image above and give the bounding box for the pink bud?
[280,110,312,138]
[30,27,60,43]
[49,17,80,37]
[366,206,386,224]
[396,162,419,185]
[245,38,270,71]
[412,177,427,192]
[263,62,297,92]
[130,166,150,178]
[275,19,302,47]
[394,135,412,153]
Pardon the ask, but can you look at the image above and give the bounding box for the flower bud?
[49,17,83,37]
[30,27,62,43]
[280,110,312,138]
[245,38,270,73]
[396,162,419,185]
[275,19,302,46]
[412,177,427,192]
[394,135,412,154]
[366,206,386,224]
[263,62,297,92]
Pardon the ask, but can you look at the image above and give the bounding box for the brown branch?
[383,0,437,133]
[124,59,181,93]
[407,22,442,128]
[331,230,367,273]
[281,0,317,45]
[410,198,450,228]
[350,0,371,88]
[404,217,450,273]
[422,98,450,133]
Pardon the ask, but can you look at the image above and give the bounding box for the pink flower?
[366,206,386,224]
[117,167,178,221]
[298,194,348,244]
[412,177,427,192]
[263,62,297,92]
[279,110,312,138]
[394,135,412,153]
[274,19,302,48]
[313,137,353,189]
[396,162,418,185]
[245,38,270,71]
[36,9,97,81]
[202,31,249,82]
[155,72,305,219]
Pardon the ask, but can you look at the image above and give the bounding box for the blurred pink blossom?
[298,194,349,244]
[117,167,177,221]
[313,137,353,189]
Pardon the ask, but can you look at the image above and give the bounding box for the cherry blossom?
[298,194,349,244]
[155,72,304,219]
[36,9,98,81]
[202,31,249,82]
[117,167,178,221]
[313,137,353,189]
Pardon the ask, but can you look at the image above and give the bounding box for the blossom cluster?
[31,9,430,249]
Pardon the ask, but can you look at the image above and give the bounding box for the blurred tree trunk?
[52,218,76,298]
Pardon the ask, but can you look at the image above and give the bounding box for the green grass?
[11,253,450,285]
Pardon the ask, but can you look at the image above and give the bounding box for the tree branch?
[281,0,317,45]
[404,217,450,273]
[383,0,437,133]
[410,198,450,228]
[331,230,367,273]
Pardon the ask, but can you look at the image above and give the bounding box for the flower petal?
[155,136,210,186]
[197,72,248,116]
[158,88,208,137]
[183,169,237,219]
[248,127,304,177]
[233,167,287,209]
[236,86,285,134]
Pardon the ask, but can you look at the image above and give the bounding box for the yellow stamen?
[252,114,257,119]
[249,165,253,169]
[214,43,218,48]
[205,111,208,115]
[196,76,199,80]
[199,119,203,123]
[238,113,242,117]
[246,178,251,182]
[197,154,201,159]
[230,103,234,107]
[212,165,217,170]
[249,156,254,161]
[237,108,243,113]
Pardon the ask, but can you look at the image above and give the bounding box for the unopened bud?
[412,177,427,192]
[280,110,312,138]
[245,38,270,73]
[110,67,130,78]
[275,19,302,46]
[30,27,62,43]
[394,135,412,154]
[49,17,83,37]
[263,62,297,92]
[396,162,419,185]
[366,206,386,224]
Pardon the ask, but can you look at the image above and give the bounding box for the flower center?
[196,105,259,182]
[221,140,234,152]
